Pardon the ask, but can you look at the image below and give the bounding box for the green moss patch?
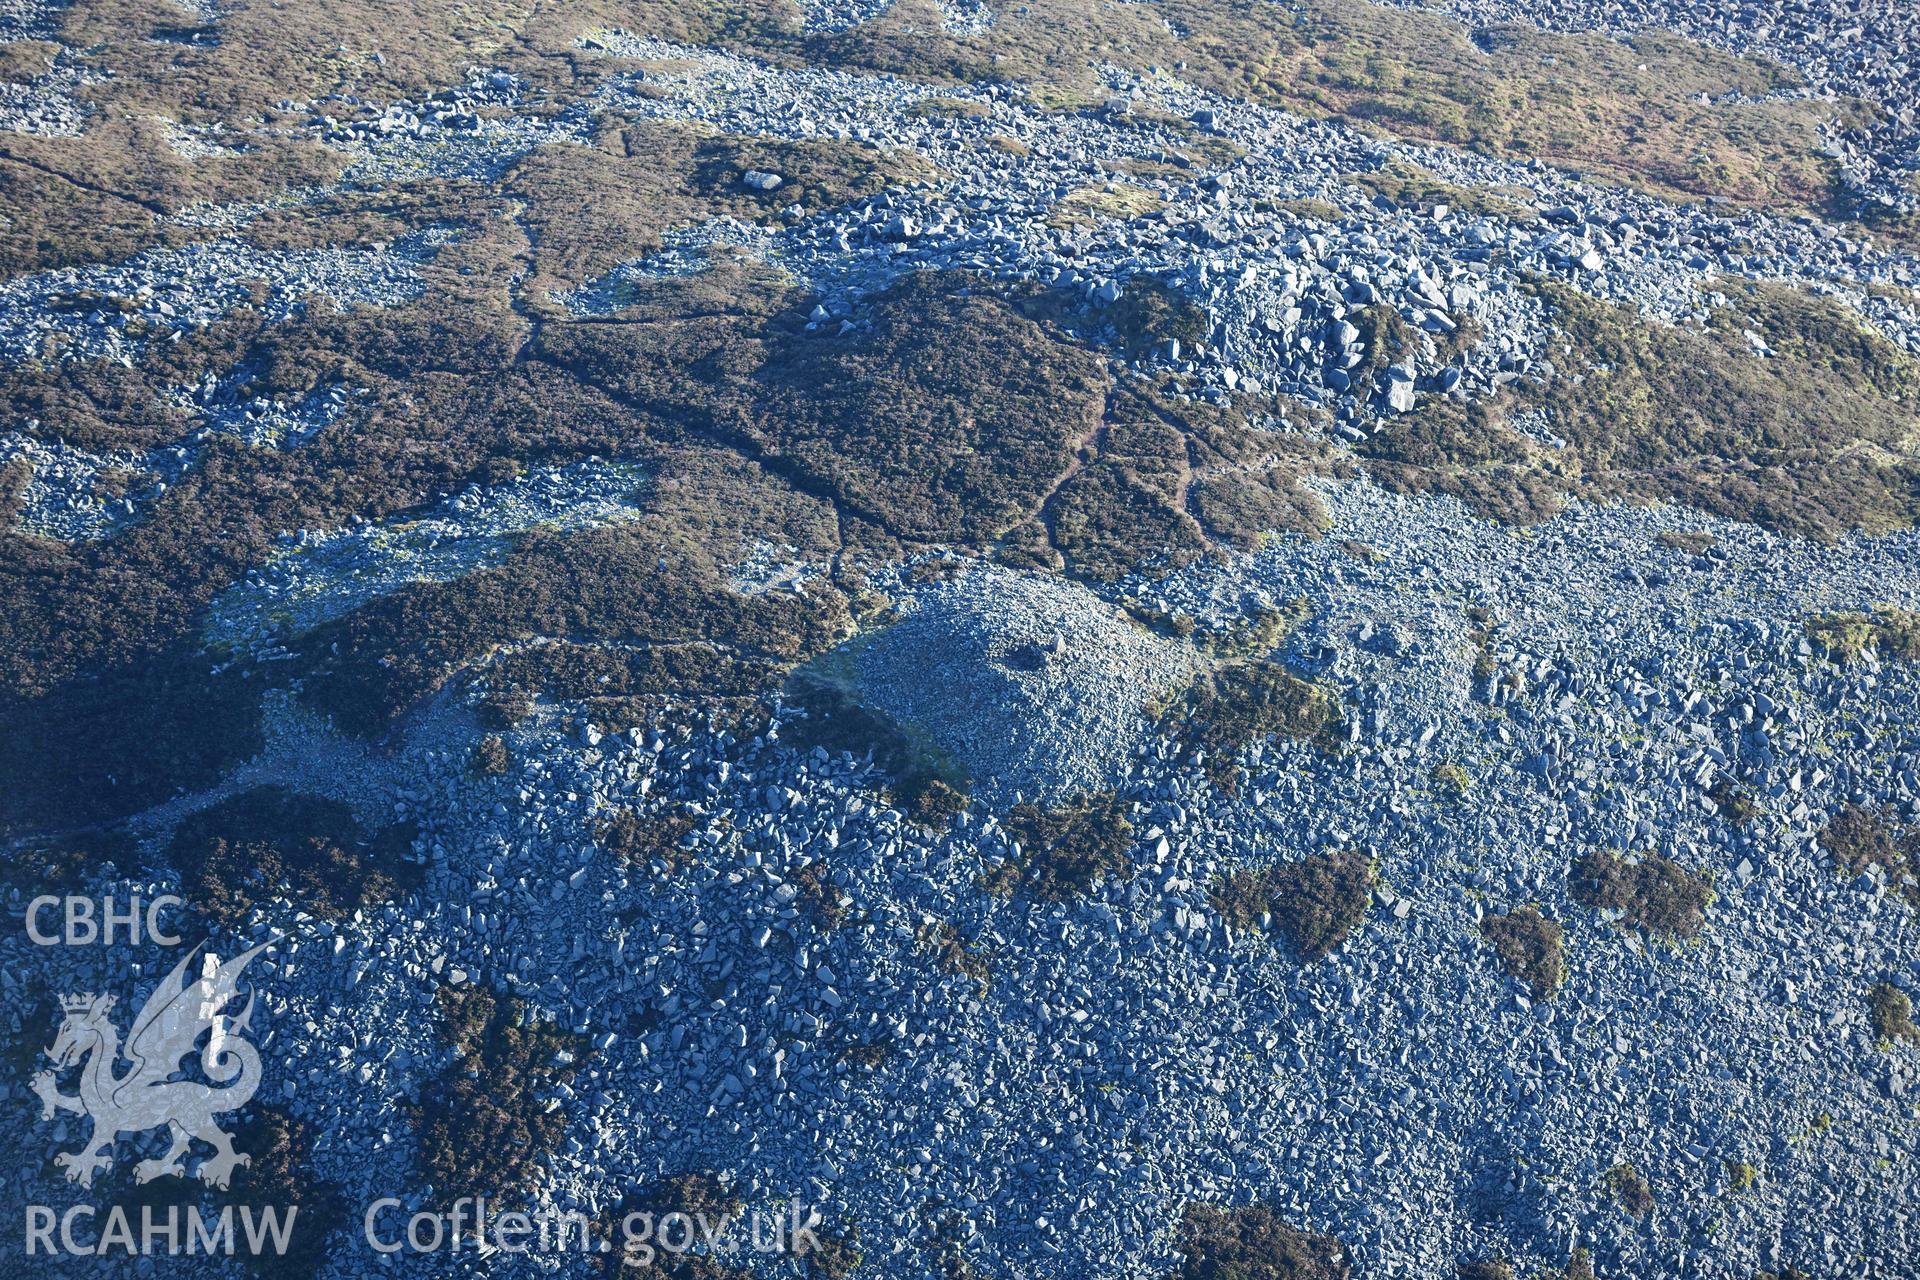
[1807,606,1920,663]
[1271,198,1346,223]
[1432,761,1472,799]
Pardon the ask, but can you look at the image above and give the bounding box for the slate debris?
[3,5,1920,1280]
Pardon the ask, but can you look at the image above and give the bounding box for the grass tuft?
[1605,1162,1655,1216]
[1818,804,1920,907]
[1807,606,1920,664]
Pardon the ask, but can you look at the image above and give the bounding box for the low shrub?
[595,807,699,871]
[470,734,511,777]
[417,985,590,1206]
[597,1172,745,1278]
[917,920,991,988]
[103,1104,346,1280]
[1868,981,1920,1047]
[1479,907,1564,999]
[790,860,849,929]
[1455,1262,1514,1280]
[1172,1201,1351,1280]
[1569,849,1711,939]
[166,786,420,924]
[1162,659,1338,794]
[1542,1249,1598,1280]
[1654,531,1716,555]
[1818,804,1920,907]
[1708,775,1759,825]
[1212,849,1373,961]
[988,791,1134,901]
[1606,1162,1655,1216]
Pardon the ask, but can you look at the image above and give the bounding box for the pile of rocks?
[13,475,1913,1278]
[846,563,1201,804]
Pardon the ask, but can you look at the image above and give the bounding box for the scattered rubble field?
[3,1,1920,1277]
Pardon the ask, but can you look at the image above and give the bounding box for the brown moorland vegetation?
[988,791,1135,901]
[1818,803,1920,907]
[1172,1201,1352,1280]
[1570,849,1712,939]
[164,785,421,924]
[417,984,591,1205]
[1362,279,1920,537]
[1479,906,1565,999]
[1212,849,1374,961]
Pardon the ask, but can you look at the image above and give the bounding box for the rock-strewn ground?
[3,3,1920,1278]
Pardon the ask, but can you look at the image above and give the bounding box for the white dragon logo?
[29,940,271,1191]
